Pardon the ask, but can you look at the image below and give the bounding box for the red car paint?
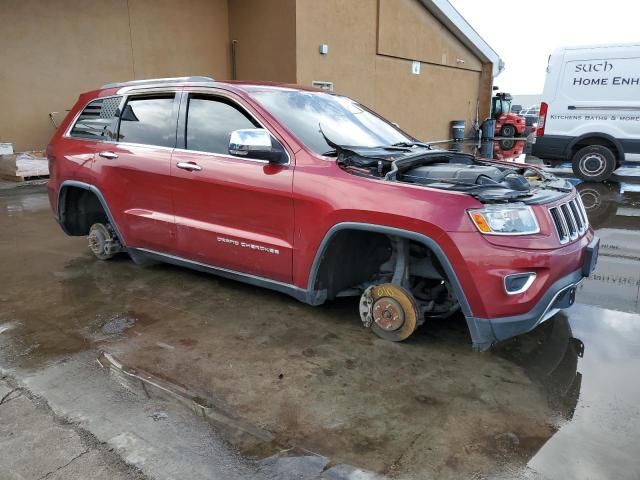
[47,80,596,349]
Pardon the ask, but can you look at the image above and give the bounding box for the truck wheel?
[501,124,516,137]
[572,145,616,182]
[359,284,418,342]
[88,223,121,260]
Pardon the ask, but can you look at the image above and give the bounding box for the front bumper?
[467,236,599,351]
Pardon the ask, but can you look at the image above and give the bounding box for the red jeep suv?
[47,77,599,350]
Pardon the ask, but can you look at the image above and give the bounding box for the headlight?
[468,204,540,235]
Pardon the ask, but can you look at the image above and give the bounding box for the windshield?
[250,90,413,155]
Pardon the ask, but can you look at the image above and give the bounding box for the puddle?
[2,177,640,478]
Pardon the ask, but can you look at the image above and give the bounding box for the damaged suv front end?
[250,87,600,350]
[330,142,598,349]
[251,89,598,350]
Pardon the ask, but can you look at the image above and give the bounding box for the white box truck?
[533,43,640,182]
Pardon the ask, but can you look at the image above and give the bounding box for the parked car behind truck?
[47,77,599,351]
[534,43,640,182]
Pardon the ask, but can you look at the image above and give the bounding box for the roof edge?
[419,0,504,77]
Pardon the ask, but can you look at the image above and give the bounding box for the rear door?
[92,92,179,252]
[170,90,294,283]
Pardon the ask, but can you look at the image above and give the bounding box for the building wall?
[0,0,230,152]
[1,0,493,151]
[295,0,487,141]
[228,0,297,82]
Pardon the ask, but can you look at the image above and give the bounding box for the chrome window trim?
[63,88,290,165]
[172,147,272,165]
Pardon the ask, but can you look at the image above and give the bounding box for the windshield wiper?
[391,141,432,149]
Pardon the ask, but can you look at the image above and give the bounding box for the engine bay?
[327,140,573,203]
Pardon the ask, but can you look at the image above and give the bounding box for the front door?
[92,93,179,252]
[170,92,294,283]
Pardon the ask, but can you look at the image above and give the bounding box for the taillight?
[536,102,548,137]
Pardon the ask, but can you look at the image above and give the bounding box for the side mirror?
[228,128,287,164]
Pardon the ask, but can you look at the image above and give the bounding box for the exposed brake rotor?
[359,283,419,342]
[88,223,122,260]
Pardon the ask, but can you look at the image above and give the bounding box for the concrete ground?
[0,377,146,480]
[1,164,640,478]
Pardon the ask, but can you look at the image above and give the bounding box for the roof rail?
[101,76,215,89]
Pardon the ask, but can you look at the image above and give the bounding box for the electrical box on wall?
[411,61,421,75]
[312,81,334,91]
[319,44,329,55]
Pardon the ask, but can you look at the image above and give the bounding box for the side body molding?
[57,180,127,246]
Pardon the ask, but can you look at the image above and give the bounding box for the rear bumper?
[466,236,599,351]
[532,135,572,160]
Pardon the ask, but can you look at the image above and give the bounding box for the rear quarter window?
[70,96,121,139]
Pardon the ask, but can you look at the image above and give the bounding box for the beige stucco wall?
[228,0,297,82]
[295,0,487,141]
[1,0,493,151]
[377,0,482,72]
[0,0,230,152]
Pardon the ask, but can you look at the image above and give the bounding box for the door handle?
[98,151,118,159]
[176,161,202,172]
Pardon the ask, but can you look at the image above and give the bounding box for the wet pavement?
[1,161,640,478]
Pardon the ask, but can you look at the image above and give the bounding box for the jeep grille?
[549,196,589,244]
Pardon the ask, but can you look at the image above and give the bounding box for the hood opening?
[327,138,573,204]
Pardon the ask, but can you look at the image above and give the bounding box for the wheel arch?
[567,133,624,163]
[305,222,473,317]
[57,180,125,245]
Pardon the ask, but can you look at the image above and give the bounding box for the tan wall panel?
[374,56,480,141]
[296,0,482,141]
[378,0,482,72]
[0,0,134,151]
[228,0,297,82]
[128,0,230,80]
[295,0,378,106]
[0,0,231,151]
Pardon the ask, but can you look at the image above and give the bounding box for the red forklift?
[491,92,526,137]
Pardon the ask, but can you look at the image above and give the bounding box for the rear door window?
[70,96,122,139]
[185,95,256,155]
[117,95,176,147]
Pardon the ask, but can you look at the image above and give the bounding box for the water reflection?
[495,313,583,422]
[575,180,640,314]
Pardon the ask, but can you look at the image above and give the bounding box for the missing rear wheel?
[88,223,122,260]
